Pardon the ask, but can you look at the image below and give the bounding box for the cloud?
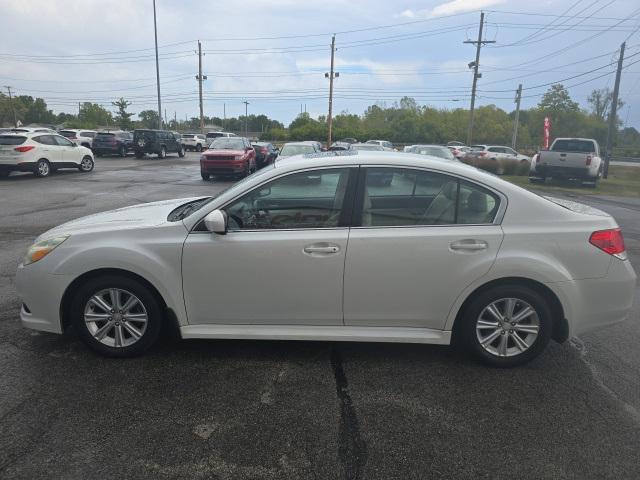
[399,0,507,19]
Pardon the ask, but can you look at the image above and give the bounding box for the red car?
[200,137,256,180]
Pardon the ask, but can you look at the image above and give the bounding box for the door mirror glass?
[203,210,227,234]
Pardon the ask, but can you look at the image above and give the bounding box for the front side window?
[360,167,499,227]
[224,168,351,230]
[53,135,74,147]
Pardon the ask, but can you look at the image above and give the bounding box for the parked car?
[0,132,94,178]
[251,142,278,168]
[181,133,207,152]
[329,141,352,151]
[59,129,97,149]
[447,145,471,160]
[16,151,636,367]
[133,129,185,159]
[366,139,395,151]
[352,143,385,152]
[338,138,359,144]
[530,138,602,187]
[411,145,456,161]
[200,136,256,180]
[278,142,320,159]
[469,145,530,163]
[92,131,133,157]
[403,145,418,152]
[446,141,466,147]
[206,131,236,144]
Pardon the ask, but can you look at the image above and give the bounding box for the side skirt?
[180,324,451,345]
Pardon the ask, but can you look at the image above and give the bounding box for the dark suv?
[92,131,133,157]
[133,129,185,158]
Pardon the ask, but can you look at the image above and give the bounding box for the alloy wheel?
[80,156,94,171]
[475,297,540,357]
[37,160,50,177]
[83,288,148,348]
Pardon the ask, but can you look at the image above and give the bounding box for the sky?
[0,0,639,129]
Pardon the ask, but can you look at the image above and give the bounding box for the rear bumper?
[534,165,594,179]
[94,145,125,154]
[0,161,38,172]
[554,259,637,337]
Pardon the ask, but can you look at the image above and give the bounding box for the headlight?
[23,235,69,266]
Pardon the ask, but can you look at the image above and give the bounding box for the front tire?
[34,159,51,177]
[70,275,163,357]
[119,145,127,157]
[178,146,185,158]
[158,147,166,159]
[201,171,210,181]
[459,285,552,367]
[78,155,94,172]
[196,144,202,152]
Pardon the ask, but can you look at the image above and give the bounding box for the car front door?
[182,167,356,325]
[343,166,504,330]
[33,135,64,164]
[53,134,80,164]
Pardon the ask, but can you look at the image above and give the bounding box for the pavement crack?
[330,345,367,480]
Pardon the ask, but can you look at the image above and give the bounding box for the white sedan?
[15,152,636,366]
[0,132,94,178]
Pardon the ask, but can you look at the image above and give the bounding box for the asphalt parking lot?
[1,152,639,480]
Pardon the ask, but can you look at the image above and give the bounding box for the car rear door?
[182,167,357,326]
[33,135,63,164]
[343,166,504,330]
[53,134,81,164]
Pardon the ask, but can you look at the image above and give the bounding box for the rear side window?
[59,131,75,138]
[33,135,57,145]
[551,140,596,152]
[96,133,115,139]
[80,131,95,138]
[360,168,500,227]
[0,135,27,145]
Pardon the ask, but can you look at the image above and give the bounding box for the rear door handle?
[449,239,488,252]
[303,244,340,255]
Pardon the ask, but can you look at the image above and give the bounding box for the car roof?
[412,144,448,149]
[0,131,62,138]
[283,142,316,146]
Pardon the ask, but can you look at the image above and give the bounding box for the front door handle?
[449,239,488,252]
[303,243,340,255]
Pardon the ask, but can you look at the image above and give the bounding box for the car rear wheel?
[71,275,163,357]
[78,155,94,172]
[178,146,185,158]
[196,144,202,152]
[159,147,166,159]
[34,159,51,178]
[459,285,552,367]
[119,146,127,157]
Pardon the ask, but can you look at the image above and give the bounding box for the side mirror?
[203,210,227,234]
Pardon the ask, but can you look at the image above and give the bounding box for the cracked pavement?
[0,153,639,479]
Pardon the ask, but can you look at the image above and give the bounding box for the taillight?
[479,151,487,157]
[589,228,626,259]
[586,155,592,166]
[14,146,35,153]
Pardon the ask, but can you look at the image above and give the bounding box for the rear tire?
[196,144,202,152]
[201,171,210,181]
[119,146,127,157]
[159,147,166,159]
[458,285,552,367]
[178,146,186,158]
[34,159,51,177]
[70,275,163,358]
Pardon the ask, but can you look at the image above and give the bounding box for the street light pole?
[326,35,337,148]
[243,100,250,137]
[4,86,17,127]
[152,0,162,129]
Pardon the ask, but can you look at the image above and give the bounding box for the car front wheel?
[34,159,51,177]
[201,171,210,181]
[459,285,552,367]
[71,275,163,357]
[196,144,202,152]
[159,147,166,159]
[78,155,94,172]
[178,146,185,158]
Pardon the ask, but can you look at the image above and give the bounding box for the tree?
[538,84,579,112]
[77,102,113,128]
[587,88,623,121]
[137,110,159,129]
[112,97,133,130]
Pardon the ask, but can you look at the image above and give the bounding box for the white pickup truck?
[530,138,602,187]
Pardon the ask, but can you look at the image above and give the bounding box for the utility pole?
[604,41,625,179]
[174,111,177,128]
[152,0,162,129]
[512,84,522,150]
[78,101,81,117]
[223,103,226,130]
[243,100,249,137]
[4,86,17,127]
[464,12,495,145]
[196,40,207,135]
[325,35,338,147]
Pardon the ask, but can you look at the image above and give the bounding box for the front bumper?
[15,264,74,334]
[201,159,245,175]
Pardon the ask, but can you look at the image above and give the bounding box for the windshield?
[96,133,115,138]
[0,135,27,145]
[182,134,194,139]
[551,139,595,152]
[59,131,75,138]
[210,138,245,150]
[280,144,315,156]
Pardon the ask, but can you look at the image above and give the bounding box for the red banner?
[543,117,551,149]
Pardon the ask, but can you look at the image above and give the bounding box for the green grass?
[502,165,640,198]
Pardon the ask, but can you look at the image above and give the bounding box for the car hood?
[202,149,245,156]
[39,197,201,239]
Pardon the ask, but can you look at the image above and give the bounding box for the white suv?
[59,129,97,149]
[0,132,94,178]
[366,139,396,151]
[181,133,206,152]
